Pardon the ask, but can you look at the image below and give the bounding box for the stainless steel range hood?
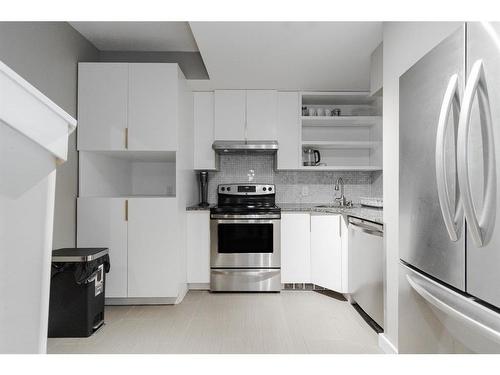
[212,140,278,154]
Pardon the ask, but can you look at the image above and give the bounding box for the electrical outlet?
[301,185,309,196]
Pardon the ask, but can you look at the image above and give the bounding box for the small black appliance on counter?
[198,171,209,207]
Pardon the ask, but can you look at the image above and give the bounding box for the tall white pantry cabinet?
[76,63,196,304]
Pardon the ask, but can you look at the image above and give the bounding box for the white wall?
[382,21,463,350]
[0,22,99,249]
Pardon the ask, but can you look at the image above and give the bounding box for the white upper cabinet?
[194,92,216,170]
[310,214,343,292]
[277,92,300,169]
[370,43,383,96]
[78,63,180,151]
[214,89,278,141]
[246,90,278,140]
[214,90,246,140]
[78,63,128,151]
[128,64,178,151]
[281,212,311,284]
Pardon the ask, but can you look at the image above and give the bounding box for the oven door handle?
[212,219,278,224]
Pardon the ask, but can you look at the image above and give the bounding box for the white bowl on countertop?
[359,197,383,208]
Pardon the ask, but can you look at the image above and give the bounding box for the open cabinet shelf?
[298,165,382,171]
[299,91,382,171]
[301,141,380,149]
[79,150,177,198]
[301,115,381,127]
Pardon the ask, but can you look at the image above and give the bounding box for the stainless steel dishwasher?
[348,217,384,328]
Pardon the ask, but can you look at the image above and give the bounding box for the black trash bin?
[48,248,110,338]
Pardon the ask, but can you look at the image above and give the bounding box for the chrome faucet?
[334,177,352,207]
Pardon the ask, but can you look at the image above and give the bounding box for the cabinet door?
[77,63,128,151]
[246,90,278,140]
[281,213,311,284]
[127,198,178,298]
[186,211,210,284]
[194,92,216,170]
[214,90,246,140]
[128,64,178,151]
[277,92,300,169]
[370,43,383,96]
[77,198,128,298]
[310,214,342,292]
[340,216,349,293]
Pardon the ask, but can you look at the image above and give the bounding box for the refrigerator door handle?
[407,273,500,346]
[435,73,463,241]
[457,59,497,248]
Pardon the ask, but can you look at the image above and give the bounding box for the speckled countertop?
[278,203,383,225]
[187,203,383,224]
[186,204,216,211]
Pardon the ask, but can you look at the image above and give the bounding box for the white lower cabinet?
[127,198,178,297]
[186,211,210,284]
[77,197,181,300]
[310,214,348,293]
[281,213,311,283]
[77,197,128,298]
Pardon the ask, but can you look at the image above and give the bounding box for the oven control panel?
[218,184,275,195]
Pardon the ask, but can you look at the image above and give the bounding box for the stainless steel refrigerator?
[399,22,500,353]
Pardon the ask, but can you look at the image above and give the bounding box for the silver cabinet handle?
[349,222,383,237]
[457,60,497,247]
[435,73,463,241]
[406,273,500,347]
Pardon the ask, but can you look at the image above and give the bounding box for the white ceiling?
[189,22,382,91]
[69,22,199,52]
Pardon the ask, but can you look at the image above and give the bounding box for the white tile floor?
[47,291,382,354]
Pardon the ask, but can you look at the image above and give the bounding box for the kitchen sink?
[314,204,351,210]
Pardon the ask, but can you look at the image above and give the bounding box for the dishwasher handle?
[348,217,383,236]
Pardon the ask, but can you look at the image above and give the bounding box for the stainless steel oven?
[210,214,281,268]
[209,184,281,292]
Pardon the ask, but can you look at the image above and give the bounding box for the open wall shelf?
[298,166,382,171]
[79,151,177,198]
[301,141,380,149]
[300,92,382,171]
[301,115,381,127]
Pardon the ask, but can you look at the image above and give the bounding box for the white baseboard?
[175,283,189,304]
[378,333,398,354]
[188,283,210,290]
[105,297,178,305]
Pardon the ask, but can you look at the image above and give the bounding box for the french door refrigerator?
[399,22,500,353]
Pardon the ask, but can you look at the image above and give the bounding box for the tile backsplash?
[206,154,382,204]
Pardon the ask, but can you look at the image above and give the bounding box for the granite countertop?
[187,203,383,224]
[278,203,383,225]
[186,204,215,211]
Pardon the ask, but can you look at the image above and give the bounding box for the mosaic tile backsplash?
[206,154,382,204]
